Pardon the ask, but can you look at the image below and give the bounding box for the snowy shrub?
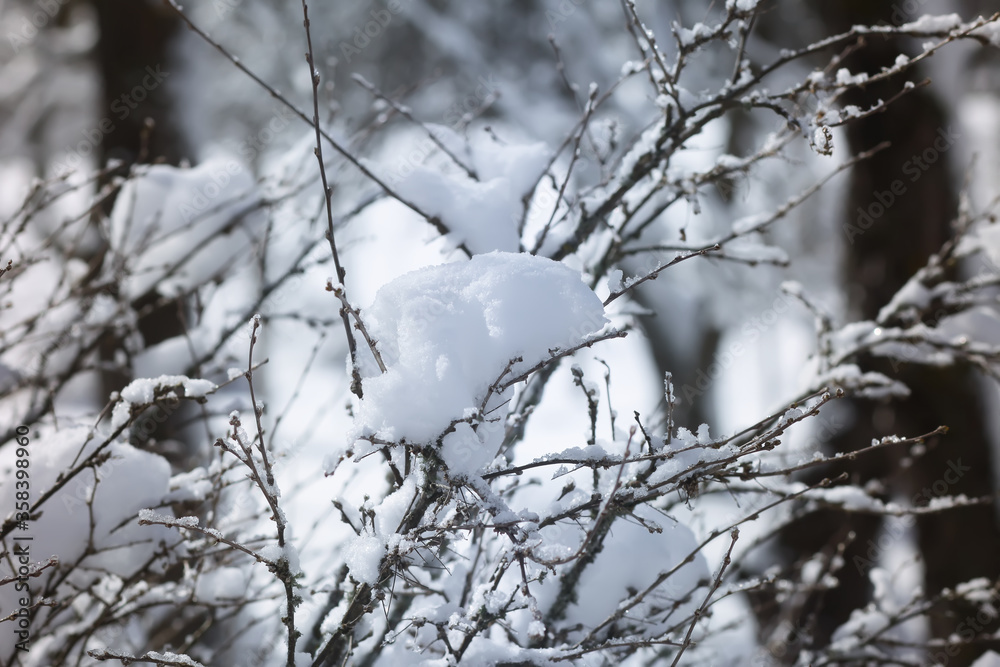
[2,1,1000,666]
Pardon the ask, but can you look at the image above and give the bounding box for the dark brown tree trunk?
[89,0,196,466]
[92,0,187,169]
[92,0,188,350]
[762,2,1000,663]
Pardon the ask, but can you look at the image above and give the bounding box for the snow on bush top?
[111,374,217,431]
[370,130,549,254]
[0,426,177,648]
[350,251,608,448]
[108,157,262,299]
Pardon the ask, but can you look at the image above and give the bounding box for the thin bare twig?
[160,0,473,258]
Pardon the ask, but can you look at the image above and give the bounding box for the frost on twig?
[822,194,1000,383]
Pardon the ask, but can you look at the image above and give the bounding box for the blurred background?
[2,0,1000,663]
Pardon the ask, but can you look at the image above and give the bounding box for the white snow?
[121,374,216,403]
[350,251,608,453]
[111,375,217,430]
[0,426,177,647]
[835,68,869,86]
[144,652,205,667]
[390,164,522,253]
[899,14,963,33]
[138,508,182,525]
[342,478,420,584]
[677,22,715,47]
[972,651,1000,667]
[440,422,496,477]
[877,275,933,323]
[344,535,384,586]
[369,133,549,254]
[534,505,709,642]
[971,21,1000,46]
[108,156,263,299]
[815,363,910,399]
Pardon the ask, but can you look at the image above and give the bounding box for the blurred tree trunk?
[93,0,188,349]
[93,0,186,169]
[758,2,1000,662]
[91,0,195,465]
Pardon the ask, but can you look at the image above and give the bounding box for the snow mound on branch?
[535,506,709,641]
[372,130,549,254]
[0,426,177,657]
[109,157,262,299]
[350,251,608,449]
[111,374,217,431]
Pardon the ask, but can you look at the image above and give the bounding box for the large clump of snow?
[350,252,608,454]
[108,156,262,299]
[533,505,709,642]
[0,426,178,658]
[370,129,549,254]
